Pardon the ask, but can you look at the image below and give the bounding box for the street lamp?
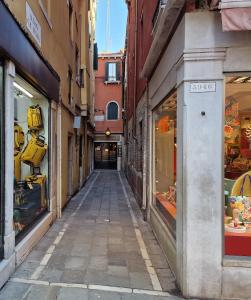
[105,128,111,137]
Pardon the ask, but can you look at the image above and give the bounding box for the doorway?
[94,142,117,170]
[67,134,73,200]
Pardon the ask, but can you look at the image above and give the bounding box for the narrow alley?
[0,171,179,300]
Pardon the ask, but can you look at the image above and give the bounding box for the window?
[39,0,52,27]
[107,102,119,120]
[75,46,80,83]
[68,0,73,40]
[68,67,72,105]
[105,62,120,82]
[13,75,50,240]
[153,91,177,238]
[224,74,251,256]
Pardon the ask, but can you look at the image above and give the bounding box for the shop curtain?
[220,0,251,31]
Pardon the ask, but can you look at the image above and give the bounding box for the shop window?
[13,75,50,239]
[224,75,251,256]
[0,61,4,257]
[153,92,177,237]
[107,102,119,120]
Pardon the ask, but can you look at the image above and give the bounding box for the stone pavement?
[0,171,182,300]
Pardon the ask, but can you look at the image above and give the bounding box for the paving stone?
[65,256,88,270]
[0,282,30,300]
[89,256,108,271]
[24,285,59,300]
[40,267,63,282]
[57,287,88,300]
[60,270,86,284]
[89,290,121,300]
[129,272,153,290]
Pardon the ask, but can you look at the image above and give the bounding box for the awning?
[220,0,251,31]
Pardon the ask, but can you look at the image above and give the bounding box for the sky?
[96,0,127,53]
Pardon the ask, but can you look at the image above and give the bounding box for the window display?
[224,75,251,256]
[153,92,177,237]
[13,75,49,238]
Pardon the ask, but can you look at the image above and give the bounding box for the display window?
[153,92,177,237]
[13,75,50,239]
[0,61,4,257]
[224,74,251,256]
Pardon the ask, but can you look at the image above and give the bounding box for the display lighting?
[13,82,33,98]
[233,76,249,83]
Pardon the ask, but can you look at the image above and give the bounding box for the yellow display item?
[27,105,43,130]
[25,175,47,208]
[14,123,25,150]
[14,150,22,181]
[21,135,48,167]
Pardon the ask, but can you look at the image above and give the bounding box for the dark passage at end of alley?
[0,171,181,300]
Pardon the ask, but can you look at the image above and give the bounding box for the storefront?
[147,9,251,300]
[0,1,59,287]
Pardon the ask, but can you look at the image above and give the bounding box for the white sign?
[94,115,105,122]
[190,82,216,93]
[73,116,81,129]
[26,2,41,47]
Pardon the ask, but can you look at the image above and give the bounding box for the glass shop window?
[153,92,177,238]
[224,75,251,256]
[13,75,49,240]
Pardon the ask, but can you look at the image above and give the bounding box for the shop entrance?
[94,142,117,170]
[67,135,73,199]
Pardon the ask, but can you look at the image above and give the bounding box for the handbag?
[14,123,25,150]
[25,174,47,208]
[21,135,48,167]
[27,105,43,130]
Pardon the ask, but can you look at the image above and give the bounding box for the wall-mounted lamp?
[105,128,111,137]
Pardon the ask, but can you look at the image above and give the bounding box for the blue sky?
[96,0,127,53]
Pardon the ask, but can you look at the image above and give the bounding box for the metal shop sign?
[26,2,41,47]
[189,82,216,93]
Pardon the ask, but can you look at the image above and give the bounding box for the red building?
[94,52,124,170]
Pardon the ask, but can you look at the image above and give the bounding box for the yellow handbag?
[21,135,48,167]
[27,105,43,130]
[14,123,25,150]
[14,150,22,181]
[25,174,47,208]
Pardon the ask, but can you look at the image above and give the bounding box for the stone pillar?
[4,61,15,259]
[176,49,226,299]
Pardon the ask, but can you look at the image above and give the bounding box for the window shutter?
[93,43,98,70]
[105,62,109,81]
[116,62,120,81]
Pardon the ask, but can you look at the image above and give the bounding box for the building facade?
[94,53,124,171]
[0,0,96,288]
[124,0,251,299]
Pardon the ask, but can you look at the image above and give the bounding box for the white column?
[4,61,15,259]
[176,49,226,299]
[117,141,122,171]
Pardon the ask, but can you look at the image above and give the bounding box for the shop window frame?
[151,89,177,239]
[14,71,52,244]
[0,60,5,258]
[223,72,251,258]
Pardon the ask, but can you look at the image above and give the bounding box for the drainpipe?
[133,0,138,140]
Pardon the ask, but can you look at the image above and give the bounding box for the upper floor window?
[107,102,119,120]
[68,67,73,105]
[105,62,120,82]
[39,0,52,27]
[68,0,73,41]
